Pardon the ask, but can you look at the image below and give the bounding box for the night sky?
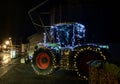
[0,0,44,44]
[0,0,119,44]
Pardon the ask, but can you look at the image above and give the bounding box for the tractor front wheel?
[32,48,56,76]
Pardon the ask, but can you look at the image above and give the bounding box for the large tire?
[32,48,56,76]
[74,47,106,79]
[100,48,112,63]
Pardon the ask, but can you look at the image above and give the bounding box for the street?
[0,44,120,84]
[0,56,88,84]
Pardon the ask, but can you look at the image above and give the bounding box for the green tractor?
[26,0,110,80]
[28,22,110,80]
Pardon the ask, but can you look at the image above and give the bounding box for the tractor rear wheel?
[74,47,106,79]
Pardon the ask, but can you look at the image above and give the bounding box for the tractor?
[27,22,110,80]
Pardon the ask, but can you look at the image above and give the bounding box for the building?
[27,32,44,56]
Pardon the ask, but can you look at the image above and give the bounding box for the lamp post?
[5,37,12,51]
[9,37,13,49]
[8,37,16,58]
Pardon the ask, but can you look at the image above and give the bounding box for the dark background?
[0,0,119,44]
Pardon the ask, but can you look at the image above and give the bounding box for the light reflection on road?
[0,52,11,65]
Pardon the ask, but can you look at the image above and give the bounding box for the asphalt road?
[0,57,88,84]
[0,44,120,84]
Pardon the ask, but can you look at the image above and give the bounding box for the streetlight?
[5,40,10,45]
[3,45,7,49]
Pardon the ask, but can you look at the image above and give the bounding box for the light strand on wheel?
[73,46,106,80]
[44,47,57,75]
[33,47,57,76]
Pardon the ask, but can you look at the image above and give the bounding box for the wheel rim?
[36,52,50,69]
[79,53,97,73]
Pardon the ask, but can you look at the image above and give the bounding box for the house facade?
[27,32,44,56]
